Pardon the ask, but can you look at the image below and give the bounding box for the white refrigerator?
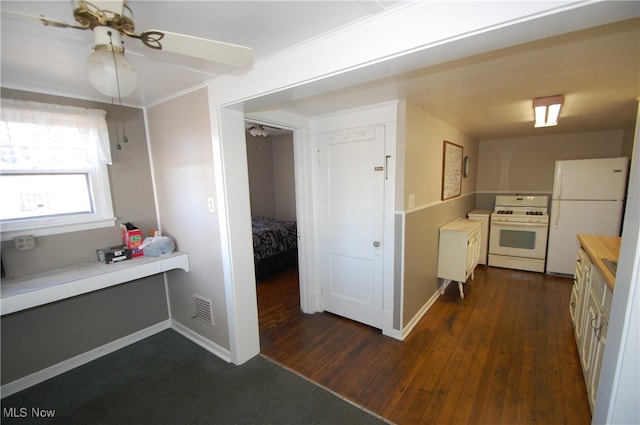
[546,157,628,275]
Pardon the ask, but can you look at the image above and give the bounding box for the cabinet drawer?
[574,265,582,286]
[576,248,587,270]
[570,286,578,323]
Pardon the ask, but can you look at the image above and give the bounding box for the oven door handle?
[490,222,549,228]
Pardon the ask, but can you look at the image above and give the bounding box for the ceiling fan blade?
[144,30,253,67]
[1,9,83,30]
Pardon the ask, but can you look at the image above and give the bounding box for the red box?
[121,225,144,257]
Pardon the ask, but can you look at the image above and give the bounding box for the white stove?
[491,196,549,224]
[488,196,549,272]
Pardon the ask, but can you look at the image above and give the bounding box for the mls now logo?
[3,407,56,418]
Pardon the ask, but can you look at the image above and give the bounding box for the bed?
[251,216,298,278]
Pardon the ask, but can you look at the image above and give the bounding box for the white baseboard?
[1,320,171,398]
[170,320,231,362]
[400,289,442,339]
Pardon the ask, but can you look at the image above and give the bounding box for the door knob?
[373,241,380,247]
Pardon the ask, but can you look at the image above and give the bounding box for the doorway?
[245,120,302,340]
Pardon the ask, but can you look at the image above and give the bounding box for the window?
[0,99,116,240]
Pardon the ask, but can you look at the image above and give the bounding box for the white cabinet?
[581,288,598,383]
[467,209,491,265]
[437,218,482,299]
[583,267,611,411]
[572,248,592,356]
[572,248,612,412]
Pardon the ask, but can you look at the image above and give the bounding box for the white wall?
[146,88,231,355]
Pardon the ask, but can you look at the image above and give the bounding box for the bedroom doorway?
[244,121,302,337]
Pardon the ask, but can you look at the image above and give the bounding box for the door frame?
[244,112,319,316]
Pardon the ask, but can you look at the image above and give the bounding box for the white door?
[319,127,384,329]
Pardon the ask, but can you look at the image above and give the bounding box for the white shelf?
[0,252,190,316]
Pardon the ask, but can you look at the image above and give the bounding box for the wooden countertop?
[577,234,620,291]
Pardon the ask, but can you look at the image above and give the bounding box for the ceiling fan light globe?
[86,48,137,97]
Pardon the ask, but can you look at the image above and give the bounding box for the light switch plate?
[408,193,415,208]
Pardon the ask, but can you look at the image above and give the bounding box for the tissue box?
[97,246,131,264]
[121,224,144,257]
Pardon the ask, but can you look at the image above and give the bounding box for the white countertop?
[468,209,493,216]
[440,217,482,232]
[0,252,189,316]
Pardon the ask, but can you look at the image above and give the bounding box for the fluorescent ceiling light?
[533,95,564,128]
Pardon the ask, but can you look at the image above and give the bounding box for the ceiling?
[1,1,639,140]
[0,1,400,105]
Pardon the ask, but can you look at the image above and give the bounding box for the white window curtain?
[0,98,111,171]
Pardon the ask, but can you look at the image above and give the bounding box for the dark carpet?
[1,330,388,425]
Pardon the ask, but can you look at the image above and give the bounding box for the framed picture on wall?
[441,140,463,200]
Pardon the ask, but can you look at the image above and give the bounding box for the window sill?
[0,252,190,316]
[1,217,118,241]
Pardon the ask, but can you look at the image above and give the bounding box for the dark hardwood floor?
[257,265,592,425]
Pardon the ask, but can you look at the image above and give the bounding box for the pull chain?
[107,30,130,151]
[114,114,122,150]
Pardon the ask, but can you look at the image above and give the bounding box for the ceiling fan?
[3,0,253,97]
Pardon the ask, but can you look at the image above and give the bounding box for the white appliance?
[488,196,549,273]
[546,157,629,275]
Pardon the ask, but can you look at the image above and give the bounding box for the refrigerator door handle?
[555,169,563,199]
[553,202,561,228]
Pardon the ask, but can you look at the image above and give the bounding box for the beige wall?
[246,132,296,221]
[273,133,296,221]
[477,130,625,193]
[402,195,475,326]
[246,134,276,217]
[0,88,167,385]
[399,108,630,328]
[403,102,478,209]
[0,88,159,274]
[399,101,479,327]
[146,88,230,350]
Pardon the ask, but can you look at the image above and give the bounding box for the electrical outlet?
[14,235,35,251]
[408,193,415,208]
[207,198,215,212]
